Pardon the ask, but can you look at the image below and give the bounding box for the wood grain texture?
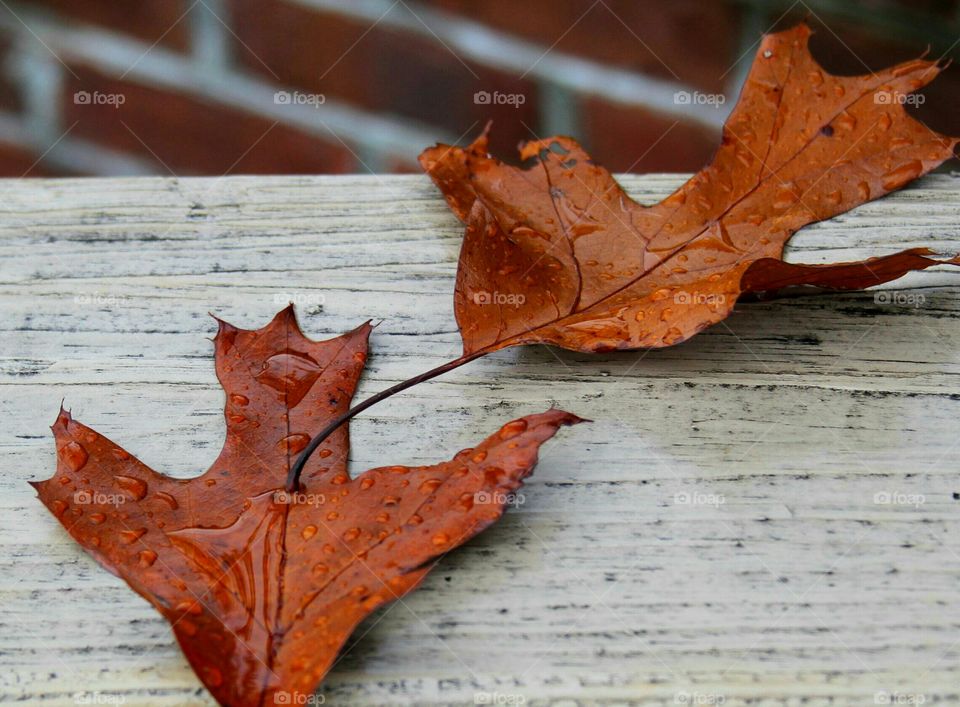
[2,173,960,706]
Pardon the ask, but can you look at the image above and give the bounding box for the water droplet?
[112,448,130,461]
[419,479,442,495]
[326,511,339,521]
[176,600,202,615]
[857,181,871,200]
[256,351,322,407]
[278,433,310,454]
[89,512,106,524]
[498,419,528,440]
[881,160,923,191]
[384,465,407,474]
[179,620,198,637]
[343,527,361,541]
[114,475,147,501]
[458,493,475,512]
[153,492,179,510]
[650,288,671,301]
[119,528,147,544]
[301,525,317,540]
[774,185,798,209]
[663,327,684,345]
[360,477,375,490]
[201,666,223,688]
[484,467,505,485]
[834,112,857,131]
[138,549,157,567]
[878,113,892,131]
[471,451,487,463]
[432,533,450,546]
[331,474,348,485]
[62,442,88,472]
[229,393,249,407]
[318,449,333,459]
[312,563,329,575]
[409,514,423,525]
[825,189,843,206]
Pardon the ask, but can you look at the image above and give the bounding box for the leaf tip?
[52,405,72,431]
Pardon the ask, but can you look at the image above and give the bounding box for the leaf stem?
[285,349,489,491]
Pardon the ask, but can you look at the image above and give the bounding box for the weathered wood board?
[1,173,959,706]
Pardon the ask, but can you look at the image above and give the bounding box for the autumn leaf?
[420,23,959,354]
[31,306,581,706]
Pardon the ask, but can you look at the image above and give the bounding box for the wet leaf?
[31,306,581,706]
[420,24,959,354]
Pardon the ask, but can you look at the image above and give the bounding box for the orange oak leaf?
[31,306,581,706]
[420,23,959,354]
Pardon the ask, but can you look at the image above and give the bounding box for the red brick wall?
[0,0,956,177]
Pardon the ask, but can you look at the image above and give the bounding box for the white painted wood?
[1,173,959,706]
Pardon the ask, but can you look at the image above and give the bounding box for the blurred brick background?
[0,0,957,177]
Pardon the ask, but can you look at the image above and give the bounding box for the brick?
[0,32,24,113]
[0,142,59,177]
[227,0,539,157]
[422,0,741,93]
[580,98,718,173]
[28,0,192,50]
[63,65,355,175]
